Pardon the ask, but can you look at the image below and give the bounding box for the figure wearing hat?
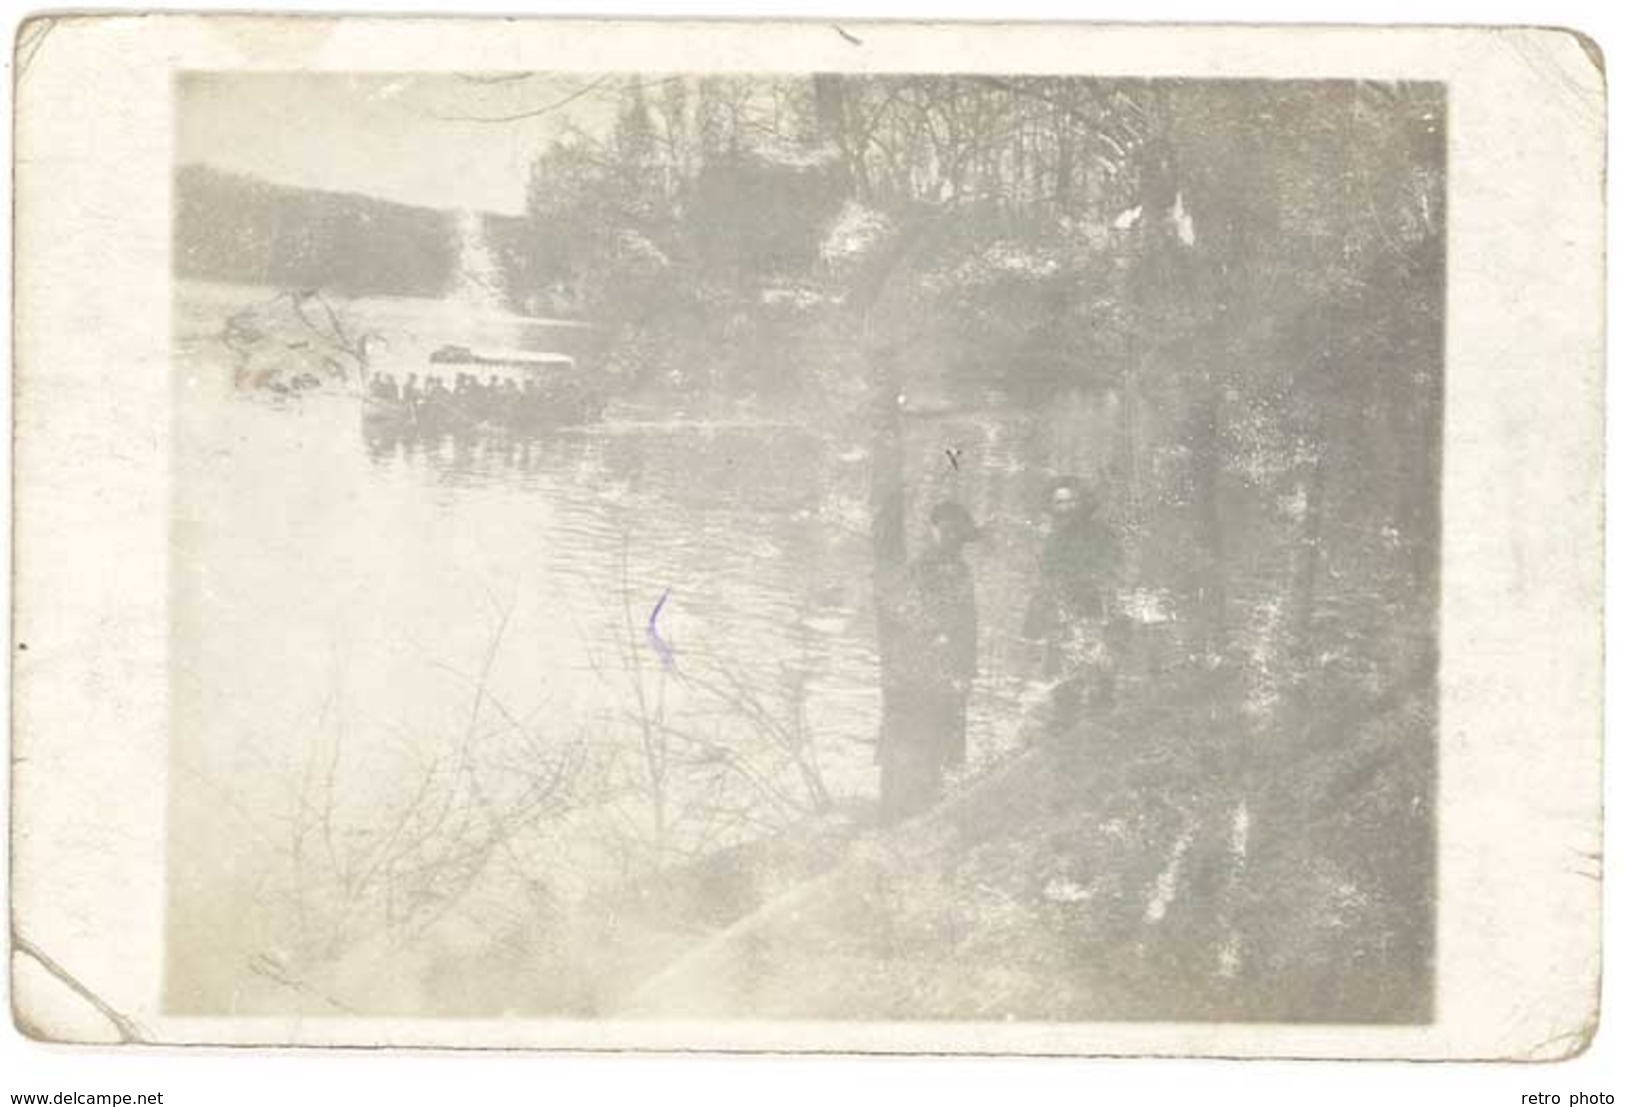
[1023,476,1121,724]
[879,501,981,823]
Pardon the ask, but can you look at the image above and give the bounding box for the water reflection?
[359,409,881,719]
[168,284,1093,1015]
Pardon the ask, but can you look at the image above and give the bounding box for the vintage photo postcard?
[11,17,1604,1056]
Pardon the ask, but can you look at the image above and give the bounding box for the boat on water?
[364,342,610,437]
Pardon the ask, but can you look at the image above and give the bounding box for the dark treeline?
[518,76,1438,409]
[173,164,552,300]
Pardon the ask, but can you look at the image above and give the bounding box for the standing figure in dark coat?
[1022,476,1121,727]
[879,501,981,824]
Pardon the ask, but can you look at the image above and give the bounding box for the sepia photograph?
[165,68,1442,1024]
[9,16,1602,1066]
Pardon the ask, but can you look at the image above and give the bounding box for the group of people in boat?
[366,370,605,433]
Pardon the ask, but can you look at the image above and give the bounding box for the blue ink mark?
[646,587,676,670]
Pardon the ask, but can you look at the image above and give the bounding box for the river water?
[166,279,1112,1012]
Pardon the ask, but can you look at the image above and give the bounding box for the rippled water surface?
[168,282,1090,1009]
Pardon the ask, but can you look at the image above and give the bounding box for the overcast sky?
[178,73,621,215]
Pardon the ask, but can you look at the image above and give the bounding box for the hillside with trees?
[174,163,551,301]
